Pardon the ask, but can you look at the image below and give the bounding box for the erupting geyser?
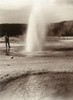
[25,0,73,55]
[25,1,47,54]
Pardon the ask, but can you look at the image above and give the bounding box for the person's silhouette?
[4,33,10,54]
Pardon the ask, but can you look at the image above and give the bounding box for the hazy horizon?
[0,0,73,24]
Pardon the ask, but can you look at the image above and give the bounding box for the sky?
[0,0,34,24]
[0,0,73,24]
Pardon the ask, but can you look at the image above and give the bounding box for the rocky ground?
[0,37,73,100]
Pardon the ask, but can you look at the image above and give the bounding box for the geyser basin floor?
[0,37,73,99]
[1,37,73,79]
[0,72,73,100]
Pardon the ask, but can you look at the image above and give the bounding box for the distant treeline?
[0,21,73,37]
[47,21,73,36]
[0,24,27,37]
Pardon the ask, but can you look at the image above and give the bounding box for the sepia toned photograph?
[0,0,73,100]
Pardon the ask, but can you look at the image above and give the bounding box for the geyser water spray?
[25,13,47,53]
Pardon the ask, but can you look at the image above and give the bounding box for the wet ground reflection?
[0,72,73,100]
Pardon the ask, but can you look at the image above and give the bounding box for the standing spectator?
[4,33,10,54]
